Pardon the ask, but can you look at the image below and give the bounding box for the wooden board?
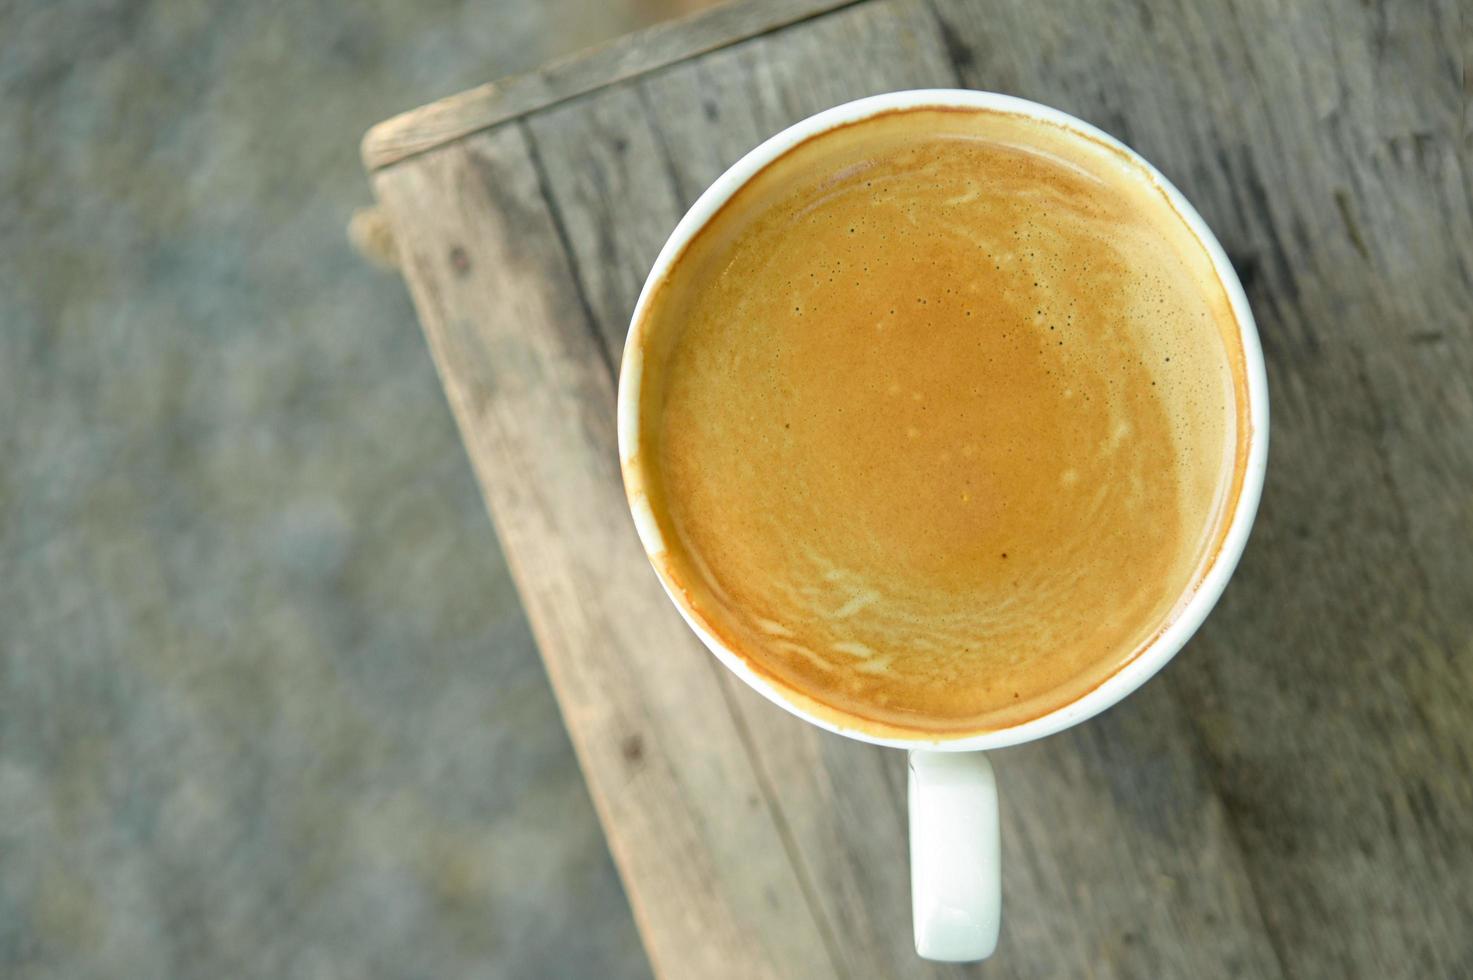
[919,1,1473,975]
[360,0,859,171]
[368,0,1473,976]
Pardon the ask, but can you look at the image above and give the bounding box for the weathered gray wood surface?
[360,0,857,171]
[367,0,1473,976]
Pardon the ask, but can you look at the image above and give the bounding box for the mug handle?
[908,750,1001,961]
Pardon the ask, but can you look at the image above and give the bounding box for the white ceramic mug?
[617,90,1269,962]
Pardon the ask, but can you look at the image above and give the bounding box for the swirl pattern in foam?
[632,107,1249,736]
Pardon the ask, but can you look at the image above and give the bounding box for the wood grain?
[373,130,838,980]
[925,0,1473,974]
[361,0,858,172]
[367,0,1473,975]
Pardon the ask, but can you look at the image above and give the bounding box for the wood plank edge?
[360,0,863,173]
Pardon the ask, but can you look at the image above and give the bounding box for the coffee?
[627,107,1249,736]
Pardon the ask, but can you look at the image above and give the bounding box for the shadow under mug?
[617,89,1269,962]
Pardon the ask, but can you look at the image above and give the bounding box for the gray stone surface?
[0,2,694,976]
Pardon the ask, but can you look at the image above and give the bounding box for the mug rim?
[617,89,1269,751]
